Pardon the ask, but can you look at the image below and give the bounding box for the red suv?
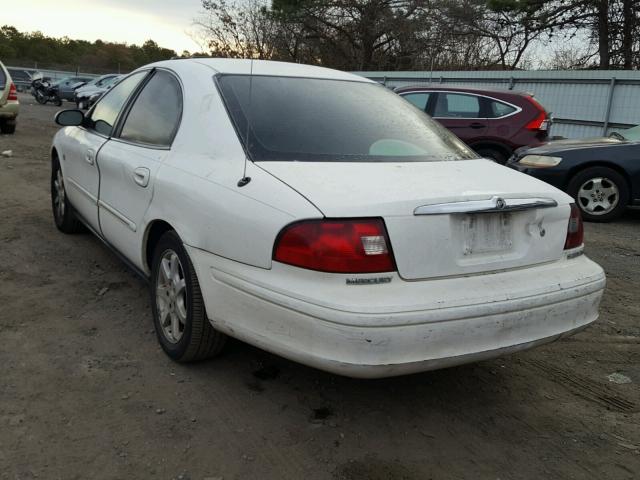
[396,86,551,164]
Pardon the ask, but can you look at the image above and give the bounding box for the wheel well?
[144,220,175,271]
[566,161,633,202]
[471,142,511,159]
[51,147,59,161]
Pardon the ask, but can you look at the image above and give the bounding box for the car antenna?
[237,58,253,188]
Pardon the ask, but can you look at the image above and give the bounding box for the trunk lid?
[260,159,574,279]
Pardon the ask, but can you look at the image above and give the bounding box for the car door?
[61,71,149,230]
[432,92,488,143]
[57,78,78,100]
[97,69,183,269]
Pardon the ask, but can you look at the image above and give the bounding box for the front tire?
[51,157,84,233]
[35,91,47,104]
[150,231,226,362]
[568,166,629,222]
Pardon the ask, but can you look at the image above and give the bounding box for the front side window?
[88,71,147,137]
[119,71,182,146]
[402,92,431,111]
[434,93,481,118]
[217,75,476,162]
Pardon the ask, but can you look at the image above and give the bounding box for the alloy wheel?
[53,169,66,220]
[577,177,619,216]
[156,250,187,343]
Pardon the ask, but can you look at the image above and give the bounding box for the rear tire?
[51,157,84,233]
[567,166,629,222]
[150,231,227,362]
[0,120,16,134]
[476,147,508,164]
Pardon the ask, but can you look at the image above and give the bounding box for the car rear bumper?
[187,246,605,378]
[0,102,19,119]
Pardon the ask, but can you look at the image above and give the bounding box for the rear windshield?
[217,75,477,162]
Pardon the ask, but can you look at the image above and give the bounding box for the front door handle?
[133,167,150,187]
[85,149,95,165]
[469,122,485,129]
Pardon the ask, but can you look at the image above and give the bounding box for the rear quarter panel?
[139,62,321,271]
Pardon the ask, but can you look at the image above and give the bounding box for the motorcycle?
[31,78,62,106]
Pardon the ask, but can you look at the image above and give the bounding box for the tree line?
[0,26,182,73]
[1,1,638,73]
[194,0,640,70]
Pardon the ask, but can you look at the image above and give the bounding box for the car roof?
[145,58,374,83]
[395,84,532,98]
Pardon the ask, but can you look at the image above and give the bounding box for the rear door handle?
[133,167,150,187]
[469,122,485,129]
[85,149,95,165]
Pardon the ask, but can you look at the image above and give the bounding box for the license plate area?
[461,213,513,255]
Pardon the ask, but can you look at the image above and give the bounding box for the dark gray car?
[54,76,94,101]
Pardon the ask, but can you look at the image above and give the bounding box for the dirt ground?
[1,96,639,480]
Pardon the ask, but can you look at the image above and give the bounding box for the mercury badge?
[495,197,507,209]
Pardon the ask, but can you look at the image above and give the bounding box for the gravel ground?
[1,96,639,480]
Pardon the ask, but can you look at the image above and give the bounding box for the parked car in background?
[396,86,551,164]
[509,125,640,222]
[75,74,122,109]
[53,76,94,101]
[73,74,119,106]
[0,61,19,134]
[50,59,604,378]
[6,68,32,92]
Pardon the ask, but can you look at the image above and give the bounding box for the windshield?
[217,75,477,162]
[103,76,120,88]
[617,125,640,141]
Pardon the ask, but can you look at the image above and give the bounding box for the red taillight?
[525,96,548,131]
[273,219,396,273]
[7,83,18,101]
[564,203,584,250]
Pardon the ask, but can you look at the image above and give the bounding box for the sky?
[4,0,205,53]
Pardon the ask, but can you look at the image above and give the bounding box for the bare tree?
[195,0,279,58]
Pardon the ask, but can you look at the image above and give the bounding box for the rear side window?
[88,71,148,136]
[434,93,481,118]
[0,69,6,89]
[119,70,182,147]
[402,92,430,111]
[487,99,517,118]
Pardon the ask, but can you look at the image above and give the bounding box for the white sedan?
[51,59,605,378]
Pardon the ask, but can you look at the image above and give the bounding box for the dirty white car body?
[51,59,606,378]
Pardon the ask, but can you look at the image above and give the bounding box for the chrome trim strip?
[414,196,558,215]
[98,200,137,232]
[66,178,98,204]
[399,90,524,120]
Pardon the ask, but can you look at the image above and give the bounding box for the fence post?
[602,77,616,135]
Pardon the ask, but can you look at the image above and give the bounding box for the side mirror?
[55,109,84,127]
